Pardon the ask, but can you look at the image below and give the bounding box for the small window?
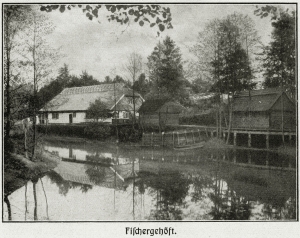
[73,112,76,118]
[123,111,129,119]
[52,113,59,119]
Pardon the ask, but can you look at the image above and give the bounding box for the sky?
[36,3,295,83]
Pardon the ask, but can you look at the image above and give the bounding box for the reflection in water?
[32,177,38,220]
[3,140,296,221]
[25,183,27,220]
[40,178,49,220]
[4,195,11,220]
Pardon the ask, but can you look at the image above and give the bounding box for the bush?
[37,124,85,137]
[119,125,142,142]
[84,123,111,140]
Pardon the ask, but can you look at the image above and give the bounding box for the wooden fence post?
[185,130,188,144]
[248,133,251,148]
[266,134,269,149]
[192,130,195,144]
[173,131,175,148]
[151,132,153,147]
[233,132,237,146]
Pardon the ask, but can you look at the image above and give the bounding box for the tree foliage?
[3,5,31,148]
[147,36,188,104]
[193,14,259,95]
[37,65,103,109]
[256,8,296,98]
[86,98,111,122]
[40,4,173,36]
[132,73,151,97]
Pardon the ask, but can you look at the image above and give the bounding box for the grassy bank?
[4,151,60,195]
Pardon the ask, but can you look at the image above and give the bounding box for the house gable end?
[270,92,295,112]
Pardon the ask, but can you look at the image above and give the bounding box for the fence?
[142,129,206,147]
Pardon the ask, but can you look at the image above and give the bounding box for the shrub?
[37,124,85,137]
[84,123,112,140]
[119,125,142,142]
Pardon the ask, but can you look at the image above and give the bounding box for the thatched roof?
[40,84,142,112]
[233,88,292,112]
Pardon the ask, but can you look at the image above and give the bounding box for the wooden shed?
[138,99,184,127]
[232,88,296,131]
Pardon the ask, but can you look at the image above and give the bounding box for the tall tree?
[19,7,59,159]
[37,64,71,109]
[3,5,30,151]
[147,36,187,103]
[124,52,143,125]
[259,10,296,99]
[193,14,258,142]
[133,73,151,97]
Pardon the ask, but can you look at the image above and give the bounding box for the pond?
[3,139,297,221]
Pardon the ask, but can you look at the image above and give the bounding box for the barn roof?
[138,99,184,114]
[232,88,291,112]
[138,99,169,113]
[40,84,142,112]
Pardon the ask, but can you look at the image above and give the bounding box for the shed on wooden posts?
[232,88,296,131]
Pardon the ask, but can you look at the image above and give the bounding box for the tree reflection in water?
[47,170,92,196]
[32,177,38,220]
[138,171,190,220]
[4,194,11,220]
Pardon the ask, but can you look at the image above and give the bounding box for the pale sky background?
[37,3,295,82]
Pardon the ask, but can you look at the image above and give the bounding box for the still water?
[4,139,297,221]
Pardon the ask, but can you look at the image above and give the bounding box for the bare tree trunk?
[4,12,12,148]
[32,15,37,160]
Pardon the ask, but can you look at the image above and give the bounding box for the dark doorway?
[69,114,73,124]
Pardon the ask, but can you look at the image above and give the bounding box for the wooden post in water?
[248,133,251,148]
[172,131,175,148]
[177,132,180,145]
[192,130,195,144]
[151,132,153,147]
[266,134,269,149]
[247,151,251,164]
[233,132,237,146]
[162,132,164,147]
[185,130,188,144]
[233,149,236,163]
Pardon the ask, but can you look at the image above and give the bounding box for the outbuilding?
[232,88,296,131]
[138,99,184,128]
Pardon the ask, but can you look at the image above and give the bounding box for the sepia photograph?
[2,1,297,227]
